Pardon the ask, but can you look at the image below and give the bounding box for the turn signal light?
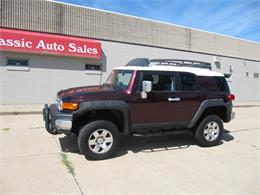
[227,94,235,102]
[62,102,79,110]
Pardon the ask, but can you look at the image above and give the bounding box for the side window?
[142,72,174,91]
[198,76,218,92]
[213,77,230,93]
[179,73,198,91]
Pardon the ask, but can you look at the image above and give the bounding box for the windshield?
[105,70,133,89]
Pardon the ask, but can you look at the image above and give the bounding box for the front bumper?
[43,104,73,134]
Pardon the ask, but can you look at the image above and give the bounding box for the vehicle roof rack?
[125,58,212,70]
[149,59,212,70]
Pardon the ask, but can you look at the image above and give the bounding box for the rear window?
[199,76,230,93]
[214,77,230,93]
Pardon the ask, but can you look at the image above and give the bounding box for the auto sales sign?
[0,28,101,59]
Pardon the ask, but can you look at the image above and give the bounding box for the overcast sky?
[56,0,260,42]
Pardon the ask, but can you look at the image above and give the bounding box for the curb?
[0,104,260,115]
[234,105,260,108]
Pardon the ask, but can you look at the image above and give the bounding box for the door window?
[179,72,198,91]
[142,72,174,91]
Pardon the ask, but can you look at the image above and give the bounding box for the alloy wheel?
[88,129,113,154]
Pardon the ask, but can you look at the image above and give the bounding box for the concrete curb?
[0,104,259,115]
[234,105,260,108]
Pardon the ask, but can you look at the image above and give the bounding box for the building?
[0,0,259,104]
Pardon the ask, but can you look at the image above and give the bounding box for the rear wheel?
[78,120,120,160]
[194,115,223,147]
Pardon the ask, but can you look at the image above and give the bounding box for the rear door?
[174,72,203,122]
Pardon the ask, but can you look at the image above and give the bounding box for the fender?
[188,99,231,128]
[73,100,129,133]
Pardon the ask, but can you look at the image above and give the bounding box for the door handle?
[168,97,181,102]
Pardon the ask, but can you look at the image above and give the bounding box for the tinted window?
[179,73,198,91]
[214,77,230,92]
[199,77,218,92]
[142,72,174,91]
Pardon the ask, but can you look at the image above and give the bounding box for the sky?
[55,0,260,42]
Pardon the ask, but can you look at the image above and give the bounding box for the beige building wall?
[1,0,259,61]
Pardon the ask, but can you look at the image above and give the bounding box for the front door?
[129,71,184,130]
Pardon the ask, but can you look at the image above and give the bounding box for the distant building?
[0,0,259,103]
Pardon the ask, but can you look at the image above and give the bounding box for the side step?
[132,129,191,137]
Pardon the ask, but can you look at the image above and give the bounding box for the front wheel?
[78,120,120,160]
[194,115,223,147]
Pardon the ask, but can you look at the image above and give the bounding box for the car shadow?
[58,130,234,158]
[59,133,194,155]
[223,129,235,142]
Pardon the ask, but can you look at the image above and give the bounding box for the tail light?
[227,94,235,102]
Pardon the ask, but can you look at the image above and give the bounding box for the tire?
[78,120,120,160]
[194,115,223,147]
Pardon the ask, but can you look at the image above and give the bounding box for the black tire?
[78,120,120,160]
[194,115,223,147]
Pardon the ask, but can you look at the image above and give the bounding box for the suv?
[43,58,235,160]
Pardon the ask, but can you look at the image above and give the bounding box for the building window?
[253,73,259,78]
[85,64,101,71]
[246,72,249,77]
[7,58,28,66]
[85,64,101,75]
[6,58,30,71]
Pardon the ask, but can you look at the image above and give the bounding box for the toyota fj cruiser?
[43,58,235,160]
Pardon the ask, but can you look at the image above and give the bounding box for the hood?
[58,85,103,97]
[57,85,124,102]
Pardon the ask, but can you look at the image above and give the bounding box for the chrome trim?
[168,97,181,102]
[55,119,72,131]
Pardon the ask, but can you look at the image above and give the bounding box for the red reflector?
[227,94,235,101]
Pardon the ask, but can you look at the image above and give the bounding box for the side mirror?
[141,80,152,99]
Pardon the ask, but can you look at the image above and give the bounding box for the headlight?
[55,97,63,111]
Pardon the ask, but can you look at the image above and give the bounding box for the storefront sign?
[0,28,101,59]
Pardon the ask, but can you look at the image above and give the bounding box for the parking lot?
[0,106,259,195]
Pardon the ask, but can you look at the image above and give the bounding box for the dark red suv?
[43,58,235,160]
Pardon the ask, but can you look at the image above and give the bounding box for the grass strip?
[60,152,75,176]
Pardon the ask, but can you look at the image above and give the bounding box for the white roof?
[114,65,224,77]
